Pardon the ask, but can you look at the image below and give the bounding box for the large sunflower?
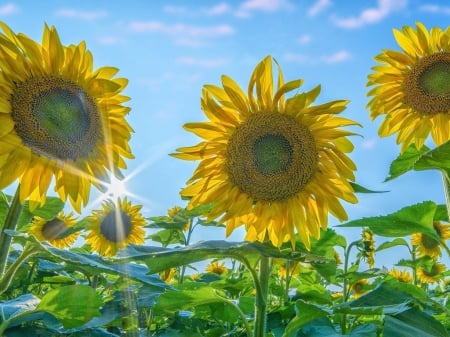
[173,56,358,249]
[85,198,146,257]
[29,211,79,249]
[0,23,133,212]
[417,261,446,285]
[367,22,450,151]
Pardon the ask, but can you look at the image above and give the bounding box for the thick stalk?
[441,170,450,222]
[253,256,271,337]
[0,186,24,276]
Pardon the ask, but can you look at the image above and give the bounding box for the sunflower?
[167,205,190,231]
[173,56,358,249]
[85,198,146,256]
[389,268,413,283]
[0,23,133,212]
[350,279,370,298]
[367,22,450,152]
[360,229,375,268]
[417,261,446,284]
[160,268,177,284]
[205,260,228,275]
[29,211,78,248]
[411,221,450,258]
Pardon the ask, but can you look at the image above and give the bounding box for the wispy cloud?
[284,49,352,64]
[0,3,18,15]
[163,3,231,16]
[55,8,107,20]
[128,21,234,46]
[297,34,312,45]
[321,50,352,63]
[176,56,228,68]
[236,0,294,18]
[97,36,120,46]
[419,3,450,15]
[332,0,407,29]
[308,0,332,16]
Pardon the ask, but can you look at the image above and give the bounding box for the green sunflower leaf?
[337,201,438,239]
[116,241,327,274]
[386,141,450,181]
[36,285,103,329]
[350,182,388,193]
[376,238,409,252]
[283,300,328,337]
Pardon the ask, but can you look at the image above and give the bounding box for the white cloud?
[205,3,231,15]
[332,0,407,29]
[0,3,17,15]
[163,3,231,16]
[308,0,332,16]
[55,8,107,20]
[419,4,450,15]
[128,21,234,46]
[236,0,294,18]
[176,56,228,68]
[321,50,352,63]
[97,36,120,46]
[297,34,312,45]
[361,139,377,149]
[284,49,351,64]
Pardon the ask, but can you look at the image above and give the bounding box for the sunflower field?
[0,20,449,337]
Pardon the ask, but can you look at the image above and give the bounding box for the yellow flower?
[160,268,176,284]
[85,198,146,257]
[350,279,369,298]
[417,261,446,284]
[361,229,375,268]
[29,211,78,249]
[367,22,450,152]
[205,260,228,275]
[277,261,301,279]
[167,206,190,231]
[0,23,133,212]
[389,268,413,283]
[412,221,450,259]
[173,56,358,249]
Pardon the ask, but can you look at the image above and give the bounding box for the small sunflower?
[389,268,413,283]
[173,56,358,249]
[360,229,375,268]
[417,261,446,284]
[160,268,177,284]
[277,260,301,280]
[411,221,450,258]
[205,260,228,275]
[167,205,190,231]
[367,22,450,151]
[0,23,133,212]
[29,211,78,249]
[350,279,370,298]
[85,198,146,257]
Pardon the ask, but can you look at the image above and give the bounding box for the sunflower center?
[41,218,70,240]
[100,210,132,243]
[253,134,293,175]
[226,113,318,202]
[421,234,439,249]
[404,52,450,115]
[11,76,101,161]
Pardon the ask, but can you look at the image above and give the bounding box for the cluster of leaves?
[1,142,450,336]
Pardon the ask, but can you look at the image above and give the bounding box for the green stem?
[441,170,450,222]
[341,240,359,335]
[0,242,39,295]
[253,256,271,337]
[0,185,24,276]
[220,295,252,337]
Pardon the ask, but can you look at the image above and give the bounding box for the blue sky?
[1,0,450,263]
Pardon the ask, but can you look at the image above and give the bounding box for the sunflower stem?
[253,255,271,337]
[0,185,24,277]
[441,170,450,222]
